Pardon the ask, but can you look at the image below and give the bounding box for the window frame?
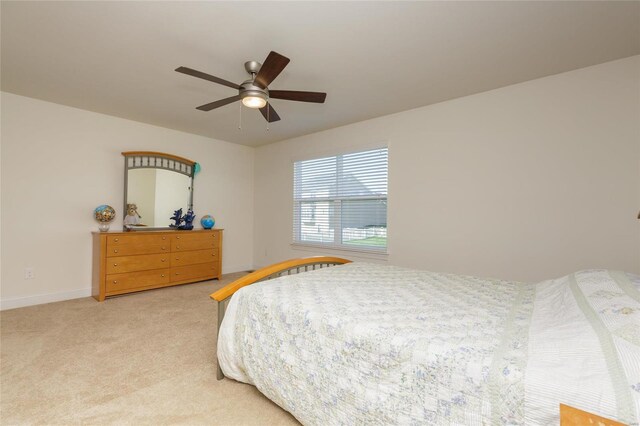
[292,147,388,255]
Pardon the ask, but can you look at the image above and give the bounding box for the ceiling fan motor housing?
[239,79,268,110]
[239,79,269,101]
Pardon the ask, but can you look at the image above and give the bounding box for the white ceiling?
[2,1,639,147]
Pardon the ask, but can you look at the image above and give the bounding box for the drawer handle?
[175,273,180,276]
[175,257,179,260]
[113,263,118,267]
[114,249,118,253]
[162,236,166,240]
[176,246,180,249]
[114,238,119,242]
[113,280,117,284]
[161,274,165,278]
[162,247,166,250]
[176,236,180,239]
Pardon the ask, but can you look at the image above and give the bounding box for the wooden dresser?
[92,229,222,301]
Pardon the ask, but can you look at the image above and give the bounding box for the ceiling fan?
[176,51,326,123]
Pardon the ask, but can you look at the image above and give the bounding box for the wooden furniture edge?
[91,229,223,235]
[210,256,352,302]
[92,233,107,301]
[218,231,224,280]
[560,404,626,426]
[121,151,196,166]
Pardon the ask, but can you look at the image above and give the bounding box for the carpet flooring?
[1,274,299,425]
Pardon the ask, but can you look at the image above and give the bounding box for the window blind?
[293,147,388,252]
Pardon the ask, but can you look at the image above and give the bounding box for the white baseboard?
[0,265,255,311]
[0,288,92,311]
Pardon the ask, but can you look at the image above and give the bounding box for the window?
[293,147,388,252]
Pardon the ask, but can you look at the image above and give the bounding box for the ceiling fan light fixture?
[241,91,267,109]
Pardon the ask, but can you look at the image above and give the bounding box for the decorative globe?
[94,205,116,232]
[200,215,215,229]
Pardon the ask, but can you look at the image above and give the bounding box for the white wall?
[253,56,640,283]
[0,92,254,309]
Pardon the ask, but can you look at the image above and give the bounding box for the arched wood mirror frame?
[122,151,196,230]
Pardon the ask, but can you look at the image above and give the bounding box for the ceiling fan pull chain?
[238,103,242,130]
[267,104,270,131]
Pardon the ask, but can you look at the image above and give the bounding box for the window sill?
[290,242,389,260]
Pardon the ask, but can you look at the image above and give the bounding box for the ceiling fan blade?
[176,66,240,90]
[253,51,290,89]
[196,95,241,111]
[259,102,281,122]
[269,90,326,103]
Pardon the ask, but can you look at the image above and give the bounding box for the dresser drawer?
[107,234,170,257]
[106,269,170,293]
[170,263,217,282]
[171,249,218,267]
[106,253,169,275]
[171,232,218,252]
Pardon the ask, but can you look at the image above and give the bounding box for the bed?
[211,257,640,425]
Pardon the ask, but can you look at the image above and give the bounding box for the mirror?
[122,151,195,229]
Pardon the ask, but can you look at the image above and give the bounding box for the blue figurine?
[178,209,196,230]
[170,208,183,228]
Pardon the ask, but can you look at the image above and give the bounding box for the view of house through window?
[293,147,388,252]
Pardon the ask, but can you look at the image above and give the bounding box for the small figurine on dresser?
[123,203,142,226]
[178,210,196,230]
[170,208,195,230]
[170,208,184,228]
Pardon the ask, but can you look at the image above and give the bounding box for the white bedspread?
[218,263,640,425]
